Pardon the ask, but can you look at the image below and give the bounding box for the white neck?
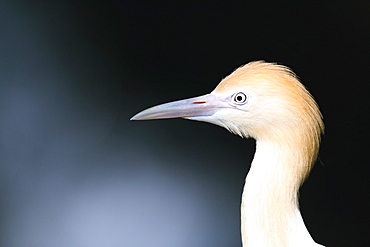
[240,140,323,247]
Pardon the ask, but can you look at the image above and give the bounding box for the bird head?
[131,61,323,144]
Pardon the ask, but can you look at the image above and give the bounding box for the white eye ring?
[233,92,248,105]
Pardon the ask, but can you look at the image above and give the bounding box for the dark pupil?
[236,95,243,101]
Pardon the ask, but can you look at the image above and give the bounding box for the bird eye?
[233,92,248,105]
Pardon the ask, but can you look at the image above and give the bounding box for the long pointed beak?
[130,93,229,120]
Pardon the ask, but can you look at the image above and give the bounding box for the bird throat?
[240,140,319,247]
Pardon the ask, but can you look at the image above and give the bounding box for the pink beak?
[130,93,229,120]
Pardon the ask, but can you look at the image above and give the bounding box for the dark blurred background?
[1,1,369,246]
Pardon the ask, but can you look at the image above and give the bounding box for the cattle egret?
[131,61,325,247]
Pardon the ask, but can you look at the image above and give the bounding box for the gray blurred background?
[1,1,369,247]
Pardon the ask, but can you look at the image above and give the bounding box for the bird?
[131,61,325,247]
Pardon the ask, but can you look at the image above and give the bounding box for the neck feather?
[241,139,322,247]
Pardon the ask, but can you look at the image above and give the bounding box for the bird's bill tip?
[130,93,227,121]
